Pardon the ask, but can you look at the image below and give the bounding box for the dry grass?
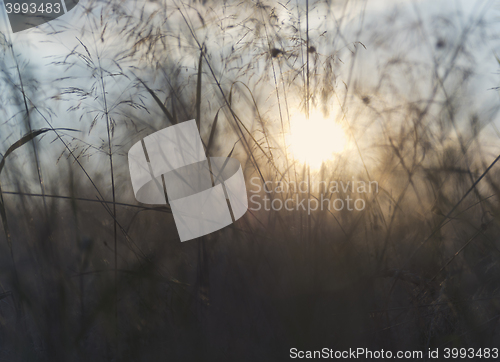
[0,0,499,360]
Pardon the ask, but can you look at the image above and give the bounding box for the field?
[0,0,500,360]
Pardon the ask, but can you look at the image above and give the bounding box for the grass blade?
[138,79,176,125]
[0,128,78,176]
[206,110,219,157]
[196,49,203,131]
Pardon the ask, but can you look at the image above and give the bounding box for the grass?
[0,0,500,360]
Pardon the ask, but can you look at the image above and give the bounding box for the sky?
[1,0,500,187]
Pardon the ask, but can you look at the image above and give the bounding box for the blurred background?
[1,0,500,360]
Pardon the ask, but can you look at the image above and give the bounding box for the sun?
[287,109,347,168]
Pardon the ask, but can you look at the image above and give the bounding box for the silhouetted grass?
[0,0,500,361]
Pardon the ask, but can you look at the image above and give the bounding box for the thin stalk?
[306,0,311,244]
[306,0,310,118]
[98,55,118,343]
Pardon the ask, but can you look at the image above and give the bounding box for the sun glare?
[288,109,347,168]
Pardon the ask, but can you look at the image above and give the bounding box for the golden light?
[288,109,347,168]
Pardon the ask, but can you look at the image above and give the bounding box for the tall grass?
[0,0,499,360]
